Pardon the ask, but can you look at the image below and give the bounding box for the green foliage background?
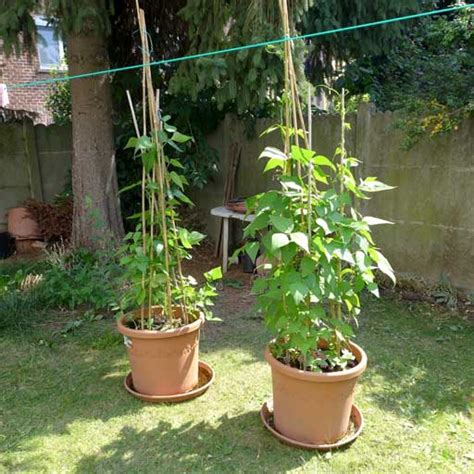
[339,7,473,148]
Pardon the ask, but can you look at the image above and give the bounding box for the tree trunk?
[67,32,124,249]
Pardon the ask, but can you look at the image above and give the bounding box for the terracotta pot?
[7,207,41,240]
[265,342,367,445]
[117,307,203,396]
[225,198,246,214]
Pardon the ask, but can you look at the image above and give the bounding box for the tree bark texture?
[67,32,124,249]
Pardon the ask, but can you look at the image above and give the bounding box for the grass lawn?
[0,280,473,473]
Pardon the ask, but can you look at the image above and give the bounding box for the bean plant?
[119,112,221,331]
[240,88,395,372]
[118,18,221,332]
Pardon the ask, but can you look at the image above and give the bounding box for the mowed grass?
[0,290,473,473]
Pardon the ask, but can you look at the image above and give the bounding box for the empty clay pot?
[117,306,203,396]
[7,207,41,240]
[265,342,367,445]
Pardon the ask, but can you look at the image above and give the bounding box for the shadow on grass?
[1,294,473,471]
[207,293,474,423]
[74,412,322,473]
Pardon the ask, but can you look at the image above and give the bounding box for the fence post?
[22,119,44,201]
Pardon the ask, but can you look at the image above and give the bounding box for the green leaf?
[375,250,396,284]
[290,232,309,252]
[260,147,288,172]
[142,150,156,173]
[252,277,268,294]
[316,218,332,235]
[137,136,153,151]
[164,123,177,133]
[169,158,184,169]
[204,266,222,281]
[359,178,396,193]
[169,171,184,189]
[313,154,336,170]
[366,281,380,297]
[280,177,302,191]
[289,281,308,305]
[245,241,259,263]
[264,159,286,173]
[119,181,140,194]
[124,137,138,149]
[259,124,280,137]
[188,231,205,245]
[259,146,287,161]
[172,131,192,143]
[270,215,294,233]
[301,256,316,276]
[175,190,194,206]
[334,248,355,265]
[229,247,242,265]
[243,212,269,237]
[258,191,283,211]
[291,146,314,164]
[281,244,297,263]
[363,216,394,226]
[313,166,329,184]
[179,228,192,249]
[270,233,290,251]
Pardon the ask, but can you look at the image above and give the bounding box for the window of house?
[35,17,66,71]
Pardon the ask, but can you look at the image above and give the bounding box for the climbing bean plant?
[242,89,395,371]
[119,10,221,332]
[238,0,395,372]
[120,120,221,330]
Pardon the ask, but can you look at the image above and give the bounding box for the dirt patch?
[183,239,256,315]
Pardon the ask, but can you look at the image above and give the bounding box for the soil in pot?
[117,306,203,397]
[265,342,367,446]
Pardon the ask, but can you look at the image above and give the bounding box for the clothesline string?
[6,3,473,90]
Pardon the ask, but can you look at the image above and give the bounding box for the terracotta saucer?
[260,401,363,451]
[124,361,214,403]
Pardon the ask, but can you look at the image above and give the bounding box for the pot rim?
[117,309,204,340]
[264,341,367,383]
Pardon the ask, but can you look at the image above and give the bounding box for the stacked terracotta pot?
[7,207,42,254]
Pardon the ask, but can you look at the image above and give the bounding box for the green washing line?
[7,3,473,90]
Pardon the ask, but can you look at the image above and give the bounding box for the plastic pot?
[117,306,203,396]
[265,342,367,445]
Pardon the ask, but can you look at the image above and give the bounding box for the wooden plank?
[22,119,44,201]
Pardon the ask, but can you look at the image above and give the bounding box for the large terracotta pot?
[265,342,367,445]
[117,307,203,396]
[7,207,41,240]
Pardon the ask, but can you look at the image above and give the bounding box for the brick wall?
[0,41,53,124]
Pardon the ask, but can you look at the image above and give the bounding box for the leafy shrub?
[41,244,122,313]
[340,8,473,148]
[24,197,73,243]
[45,75,71,125]
[0,245,122,332]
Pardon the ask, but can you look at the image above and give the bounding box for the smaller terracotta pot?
[7,207,41,240]
[265,342,367,445]
[117,307,203,396]
[225,198,246,214]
